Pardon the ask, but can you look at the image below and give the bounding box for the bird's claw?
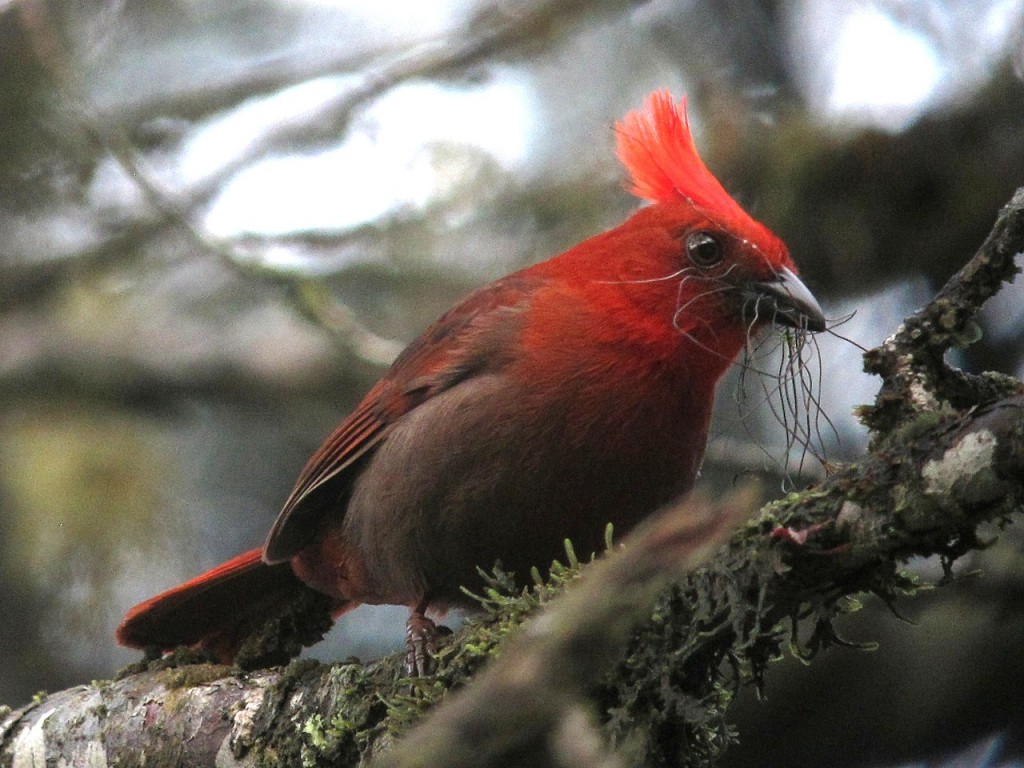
[404,612,450,676]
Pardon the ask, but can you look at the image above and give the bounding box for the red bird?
[117,92,825,671]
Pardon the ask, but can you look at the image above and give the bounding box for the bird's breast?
[318,342,711,604]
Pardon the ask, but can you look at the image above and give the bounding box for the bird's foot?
[404,610,451,677]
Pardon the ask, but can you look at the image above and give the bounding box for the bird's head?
[607,91,824,360]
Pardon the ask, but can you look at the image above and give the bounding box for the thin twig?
[861,188,1024,430]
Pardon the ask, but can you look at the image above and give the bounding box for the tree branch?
[861,187,1024,430]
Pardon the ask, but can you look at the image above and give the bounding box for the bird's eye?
[685,231,723,268]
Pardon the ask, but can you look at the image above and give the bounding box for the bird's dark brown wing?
[262,272,538,563]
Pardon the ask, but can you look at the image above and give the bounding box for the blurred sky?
[171,0,1022,238]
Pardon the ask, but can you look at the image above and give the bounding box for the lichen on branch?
[861,187,1024,433]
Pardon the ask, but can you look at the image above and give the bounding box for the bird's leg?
[404,598,449,676]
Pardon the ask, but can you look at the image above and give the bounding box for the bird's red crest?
[615,91,750,222]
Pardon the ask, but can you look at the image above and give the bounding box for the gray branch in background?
[4,0,639,375]
[8,0,637,292]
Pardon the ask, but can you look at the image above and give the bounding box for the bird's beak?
[748,267,826,333]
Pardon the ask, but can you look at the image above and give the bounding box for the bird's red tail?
[117,548,352,665]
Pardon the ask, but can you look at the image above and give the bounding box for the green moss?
[114,646,221,680]
[892,406,959,443]
[277,658,324,690]
[90,678,113,694]
[300,714,330,767]
[161,663,236,690]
